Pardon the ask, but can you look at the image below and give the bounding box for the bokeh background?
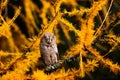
[0,0,120,80]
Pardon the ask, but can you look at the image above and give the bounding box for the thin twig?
[8,6,21,26]
[94,0,114,37]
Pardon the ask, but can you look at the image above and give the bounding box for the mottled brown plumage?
[40,32,59,66]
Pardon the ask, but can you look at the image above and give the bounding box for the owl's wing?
[40,43,52,66]
[54,44,59,60]
[40,43,47,57]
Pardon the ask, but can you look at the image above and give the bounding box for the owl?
[40,32,59,67]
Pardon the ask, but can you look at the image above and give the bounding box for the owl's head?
[41,32,56,44]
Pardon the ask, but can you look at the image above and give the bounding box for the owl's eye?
[44,36,46,39]
[50,38,53,42]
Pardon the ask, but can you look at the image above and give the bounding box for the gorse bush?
[0,0,120,79]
